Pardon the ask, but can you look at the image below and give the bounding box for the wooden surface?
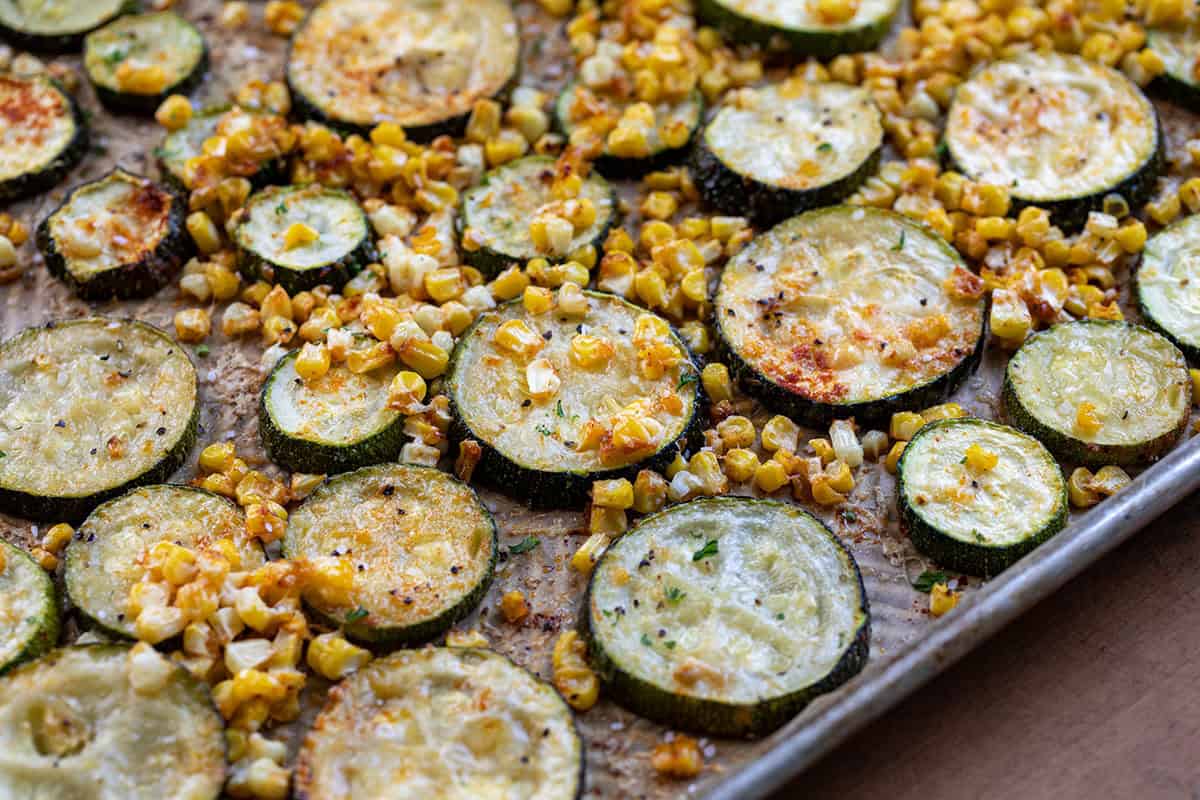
[776,490,1200,800]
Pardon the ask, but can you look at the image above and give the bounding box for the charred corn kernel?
[260,315,296,347]
[283,474,322,504]
[552,630,599,711]
[245,502,287,543]
[222,302,261,337]
[485,129,529,167]
[921,403,965,424]
[1114,220,1147,253]
[1090,465,1131,496]
[723,448,759,482]
[235,471,289,507]
[641,191,679,221]
[810,476,846,506]
[570,531,611,575]
[607,125,651,159]
[387,371,427,411]
[1076,401,1102,435]
[174,308,210,343]
[687,451,728,495]
[757,415,797,454]
[205,263,240,301]
[155,94,192,130]
[307,632,372,680]
[824,460,855,494]
[396,338,449,379]
[241,280,271,307]
[294,343,330,382]
[283,222,318,251]
[500,590,530,623]
[593,478,634,509]
[754,459,789,493]
[809,438,835,464]
[632,470,667,514]
[345,341,395,374]
[493,319,543,357]
[716,416,755,449]
[490,267,529,300]
[0,545,7,574]
[136,605,187,644]
[264,0,304,35]
[701,362,732,403]
[40,522,73,555]
[187,211,222,254]
[964,444,998,471]
[990,288,1032,345]
[590,505,628,537]
[1146,193,1181,226]
[519,285,553,319]
[115,63,168,94]
[220,1,250,28]
[652,735,703,779]
[557,281,589,316]
[424,268,466,304]
[929,583,959,617]
[569,333,614,368]
[639,221,676,251]
[465,99,502,144]
[227,757,289,800]
[634,268,669,308]
[201,473,236,496]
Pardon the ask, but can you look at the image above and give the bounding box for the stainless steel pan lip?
[705,434,1200,800]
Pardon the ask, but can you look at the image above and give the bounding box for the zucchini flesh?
[259,349,405,474]
[447,291,702,508]
[0,0,132,52]
[586,497,869,737]
[0,74,87,203]
[64,485,264,639]
[696,0,900,56]
[233,184,375,294]
[715,206,985,427]
[156,106,289,191]
[1137,195,1200,362]
[0,645,226,799]
[1003,320,1191,466]
[283,465,497,646]
[460,155,617,277]
[945,51,1161,230]
[693,80,883,226]
[0,318,199,523]
[37,169,190,299]
[0,541,59,676]
[83,11,207,113]
[287,0,520,140]
[1147,25,1200,110]
[295,648,582,800]
[899,419,1067,577]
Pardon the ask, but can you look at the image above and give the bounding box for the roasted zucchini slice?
[0,0,133,52]
[696,0,900,57]
[715,206,986,427]
[1138,214,1200,362]
[83,11,207,114]
[899,419,1068,577]
[944,51,1162,231]
[260,349,405,474]
[586,497,870,738]
[554,82,704,176]
[156,106,289,192]
[287,0,520,141]
[692,80,883,227]
[1147,25,1200,110]
[459,156,618,277]
[0,541,59,676]
[1003,320,1191,466]
[283,464,497,646]
[37,169,190,300]
[64,485,264,639]
[295,647,583,800]
[0,318,199,523]
[0,645,226,799]
[232,184,376,294]
[0,74,87,204]
[447,291,703,508]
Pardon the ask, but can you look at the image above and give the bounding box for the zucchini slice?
[459,155,618,277]
[283,464,497,646]
[554,82,704,176]
[37,169,190,300]
[156,106,289,192]
[898,419,1068,577]
[1147,25,1200,110]
[0,74,87,204]
[259,348,405,474]
[715,206,986,427]
[287,0,520,141]
[295,647,583,800]
[944,51,1162,231]
[692,80,883,227]
[64,485,264,639]
[586,497,870,738]
[0,645,226,799]
[0,318,199,523]
[447,291,703,509]
[0,541,59,676]
[696,0,900,57]
[83,11,207,114]
[0,0,133,52]
[1003,320,1191,466]
[1137,214,1200,362]
[232,184,376,294]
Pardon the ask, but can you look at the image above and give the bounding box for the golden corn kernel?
[929,583,959,617]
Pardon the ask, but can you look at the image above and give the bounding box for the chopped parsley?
[555,399,565,418]
[641,633,653,647]
[677,372,699,391]
[508,536,540,555]
[692,540,719,562]
[892,230,906,252]
[275,203,287,216]
[345,607,369,623]
[912,570,949,594]
[665,640,676,649]
[535,424,554,437]
[103,49,127,65]
[816,142,833,153]
[195,344,210,358]
[664,586,686,604]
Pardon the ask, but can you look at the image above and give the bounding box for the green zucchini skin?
[37,171,192,300]
[1146,29,1200,112]
[155,107,289,194]
[0,542,60,676]
[583,497,870,738]
[258,351,406,475]
[898,419,1068,578]
[695,0,898,57]
[0,76,88,204]
[0,0,138,52]
[83,13,208,115]
[1135,216,1200,363]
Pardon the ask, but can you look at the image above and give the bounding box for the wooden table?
[775,490,1200,800]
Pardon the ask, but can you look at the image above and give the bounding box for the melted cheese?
[236,185,367,271]
[285,465,494,631]
[902,421,1064,546]
[714,0,898,30]
[266,356,400,445]
[83,12,204,92]
[64,486,263,637]
[0,0,125,35]
[590,498,864,704]
[0,646,225,800]
[717,207,984,405]
[450,294,696,471]
[945,51,1157,202]
[1009,321,1190,447]
[47,170,173,279]
[1138,207,1200,350]
[288,0,519,129]
[0,75,76,182]
[297,648,581,800]
[0,542,52,669]
[1149,25,1200,88]
[705,81,882,190]
[0,319,196,498]
[464,156,614,260]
